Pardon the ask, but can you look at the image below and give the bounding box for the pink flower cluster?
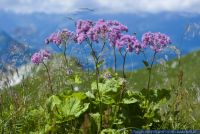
[116,35,141,53]
[44,19,172,56]
[142,32,171,52]
[31,50,51,65]
[87,19,109,42]
[45,29,73,46]
[74,19,128,45]
[73,20,172,54]
[74,20,93,44]
[107,20,128,47]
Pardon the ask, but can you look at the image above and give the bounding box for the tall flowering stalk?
[116,35,142,78]
[39,19,173,131]
[45,29,73,67]
[74,19,110,130]
[107,20,128,72]
[74,19,111,89]
[31,50,53,93]
[142,32,171,91]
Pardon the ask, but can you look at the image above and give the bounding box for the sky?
[1,0,200,14]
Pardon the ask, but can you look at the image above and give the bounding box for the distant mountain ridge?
[0,30,34,71]
[0,11,200,70]
[0,11,200,53]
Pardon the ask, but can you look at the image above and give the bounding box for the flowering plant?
[29,19,173,133]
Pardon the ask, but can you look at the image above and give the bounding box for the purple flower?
[107,20,128,32]
[76,33,86,44]
[40,50,51,59]
[107,20,128,47]
[31,50,51,65]
[74,20,93,44]
[116,34,142,53]
[76,20,93,34]
[45,29,73,46]
[31,52,43,65]
[108,28,122,47]
[87,19,109,42]
[142,32,171,52]
[74,19,129,46]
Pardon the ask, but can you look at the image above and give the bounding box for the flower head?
[107,20,128,47]
[45,29,73,46]
[142,32,171,52]
[74,20,93,44]
[31,50,51,65]
[87,19,109,42]
[31,52,43,65]
[116,34,142,54]
[107,20,128,32]
[74,19,129,45]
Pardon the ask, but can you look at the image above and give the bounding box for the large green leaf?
[121,90,140,104]
[46,95,61,112]
[91,78,121,93]
[70,92,87,100]
[91,78,122,104]
[85,91,95,99]
[122,97,138,104]
[58,96,89,121]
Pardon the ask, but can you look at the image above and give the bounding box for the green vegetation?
[127,50,200,89]
[0,50,200,133]
[0,19,200,133]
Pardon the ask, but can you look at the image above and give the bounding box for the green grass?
[126,50,200,89]
[2,50,200,110]
[11,50,200,92]
[0,50,200,132]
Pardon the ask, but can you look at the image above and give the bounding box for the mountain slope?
[126,50,200,89]
[8,49,200,93]
[0,30,33,71]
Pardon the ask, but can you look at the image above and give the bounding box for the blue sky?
[1,0,200,14]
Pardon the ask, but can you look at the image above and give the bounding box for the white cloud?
[95,0,200,14]
[0,0,82,14]
[1,0,200,14]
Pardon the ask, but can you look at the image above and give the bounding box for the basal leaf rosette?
[46,92,89,123]
[86,78,124,105]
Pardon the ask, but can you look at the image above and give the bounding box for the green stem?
[113,46,117,73]
[42,62,53,94]
[63,43,69,67]
[87,40,103,131]
[147,51,157,91]
[119,50,128,78]
[112,83,126,127]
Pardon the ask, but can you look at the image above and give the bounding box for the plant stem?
[87,40,103,131]
[119,50,128,78]
[63,43,69,67]
[147,51,157,91]
[113,46,117,73]
[112,82,126,127]
[42,62,53,94]
[87,41,99,89]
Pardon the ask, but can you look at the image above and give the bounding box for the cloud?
[96,0,200,14]
[1,0,200,14]
[0,0,83,14]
